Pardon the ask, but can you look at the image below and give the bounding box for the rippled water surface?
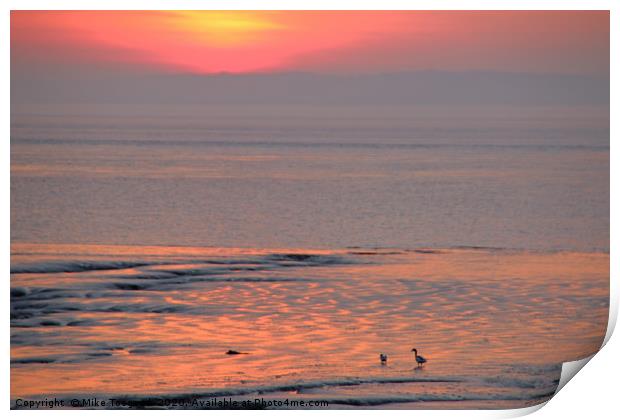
[10,244,608,408]
[10,112,609,408]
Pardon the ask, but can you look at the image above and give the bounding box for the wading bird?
[411,348,427,367]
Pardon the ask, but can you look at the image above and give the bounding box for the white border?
[3,2,617,419]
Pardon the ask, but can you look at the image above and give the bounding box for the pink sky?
[11,11,609,75]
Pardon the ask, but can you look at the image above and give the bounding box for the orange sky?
[11,11,609,75]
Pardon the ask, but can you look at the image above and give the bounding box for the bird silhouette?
[411,348,427,367]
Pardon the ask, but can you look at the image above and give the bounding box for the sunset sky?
[11,11,609,75]
[10,11,610,110]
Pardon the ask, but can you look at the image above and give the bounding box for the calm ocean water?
[10,110,609,252]
[10,111,609,408]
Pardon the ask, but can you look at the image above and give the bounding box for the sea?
[10,106,609,409]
